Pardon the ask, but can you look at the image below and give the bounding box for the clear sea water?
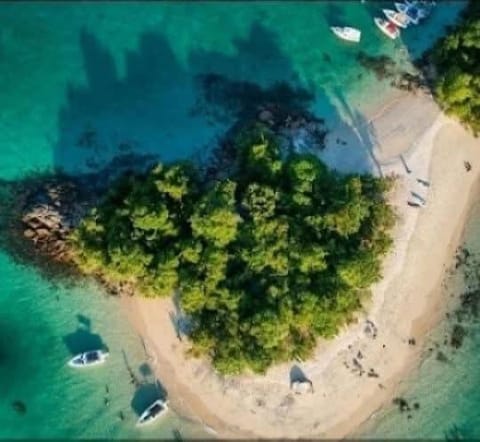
[0,1,471,438]
[363,197,480,440]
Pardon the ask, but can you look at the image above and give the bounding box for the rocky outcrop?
[20,180,88,261]
[357,51,430,95]
[391,71,430,95]
[204,105,328,182]
[10,154,156,268]
[255,104,328,154]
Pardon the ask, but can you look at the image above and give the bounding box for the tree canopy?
[71,126,395,374]
[433,0,480,135]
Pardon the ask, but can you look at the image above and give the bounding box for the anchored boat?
[374,17,400,40]
[383,9,411,28]
[394,2,425,24]
[405,0,435,13]
[137,399,169,426]
[331,26,362,43]
[68,350,109,368]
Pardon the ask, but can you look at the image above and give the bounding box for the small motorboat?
[331,26,362,43]
[383,9,411,28]
[137,399,168,426]
[406,0,436,10]
[68,350,109,368]
[374,17,401,40]
[394,2,425,24]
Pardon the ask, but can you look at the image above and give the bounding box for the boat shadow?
[62,314,108,355]
[130,379,168,417]
[289,364,312,386]
[121,349,168,417]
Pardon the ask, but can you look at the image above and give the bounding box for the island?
[8,0,480,438]
[70,124,395,375]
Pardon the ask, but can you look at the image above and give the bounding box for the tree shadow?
[326,86,383,176]
[399,2,468,62]
[62,314,107,355]
[52,21,378,178]
[121,350,168,416]
[1,19,381,282]
[325,2,347,25]
[168,292,193,341]
[130,380,168,417]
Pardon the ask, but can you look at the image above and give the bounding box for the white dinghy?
[68,350,109,368]
[137,399,169,426]
[331,26,362,43]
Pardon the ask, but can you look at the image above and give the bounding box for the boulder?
[36,228,50,239]
[23,229,36,239]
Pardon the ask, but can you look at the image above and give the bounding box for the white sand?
[122,90,480,438]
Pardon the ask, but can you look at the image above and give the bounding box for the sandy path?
[122,91,480,438]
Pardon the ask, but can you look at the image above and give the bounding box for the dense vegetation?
[71,126,395,374]
[432,0,480,135]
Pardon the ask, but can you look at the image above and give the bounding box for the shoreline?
[122,89,480,438]
[355,167,480,437]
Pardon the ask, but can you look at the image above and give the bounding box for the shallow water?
[363,198,480,439]
[0,1,469,438]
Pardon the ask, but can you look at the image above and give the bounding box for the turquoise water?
[0,1,469,438]
[0,253,203,438]
[364,199,480,439]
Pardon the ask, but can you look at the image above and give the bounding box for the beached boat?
[394,2,424,24]
[68,350,109,368]
[137,399,168,426]
[383,9,410,28]
[374,17,400,40]
[330,26,361,43]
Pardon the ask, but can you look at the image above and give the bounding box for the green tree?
[70,125,395,374]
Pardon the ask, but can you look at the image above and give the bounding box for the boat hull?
[137,400,169,426]
[394,2,421,24]
[68,350,109,368]
[374,17,400,40]
[383,9,410,28]
[331,26,361,43]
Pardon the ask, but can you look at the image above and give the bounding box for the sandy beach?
[122,89,480,438]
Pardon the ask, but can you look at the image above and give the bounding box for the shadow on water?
[121,349,167,416]
[130,380,167,417]
[54,23,319,174]
[52,21,378,177]
[63,314,108,355]
[331,85,383,176]
[0,19,381,271]
[0,19,383,378]
[325,2,347,25]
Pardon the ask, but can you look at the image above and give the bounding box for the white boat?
[374,17,401,40]
[137,399,168,426]
[394,2,424,24]
[68,350,109,368]
[331,26,361,43]
[383,9,410,28]
[406,0,436,10]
